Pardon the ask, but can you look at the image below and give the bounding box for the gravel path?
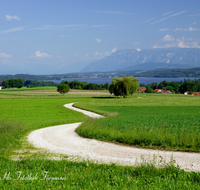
[28,103,200,172]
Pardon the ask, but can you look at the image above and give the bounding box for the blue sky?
[0,0,200,74]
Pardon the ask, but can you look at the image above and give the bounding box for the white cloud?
[136,48,141,52]
[191,42,200,48]
[133,42,139,45]
[92,25,107,27]
[85,53,89,56]
[152,43,177,49]
[96,38,102,43]
[177,37,193,41]
[33,25,54,30]
[112,47,117,53]
[178,41,190,48]
[174,28,185,31]
[150,10,187,24]
[5,15,21,21]
[94,52,98,55]
[188,27,199,31]
[162,35,174,41]
[153,37,200,49]
[174,27,200,31]
[35,51,51,57]
[0,52,12,58]
[141,17,155,24]
[159,28,169,31]
[0,26,27,34]
[163,12,173,16]
[191,22,197,25]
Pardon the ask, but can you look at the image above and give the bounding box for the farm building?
[161,90,172,94]
[154,89,162,93]
[137,87,146,93]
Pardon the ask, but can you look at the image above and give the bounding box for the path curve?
[28,103,200,172]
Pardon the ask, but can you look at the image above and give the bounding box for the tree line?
[140,79,200,94]
[2,79,24,88]
[2,79,58,88]
[64,80,109,90]
[24,80,57,87]
[57,77,138,96]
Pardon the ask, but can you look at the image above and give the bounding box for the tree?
[151,82,158,90]
[57,83,70,95]
[8,79,16,87]
[179,81,197,94]
[16,79,24,88]
[145,86,155,93]
[109,76,139,98]
[2,80,9,88]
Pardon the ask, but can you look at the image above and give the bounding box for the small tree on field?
[57,82,70,95]
[109,76,139,98]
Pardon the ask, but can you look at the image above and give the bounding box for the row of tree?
[64,80,109,90]
[57,77,139,97]
[24,80,57,87]
[2,79,58,88]
[2,79,24,88]
[140,79,200,94]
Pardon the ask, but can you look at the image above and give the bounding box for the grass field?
[75,94,200,152]
[0,87,200,189]
[76,106,200,152]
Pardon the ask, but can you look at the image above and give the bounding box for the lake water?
[52,77,198,85]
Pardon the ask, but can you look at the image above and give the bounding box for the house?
[0,82,2,90]
[191,92,200,96]
[154,89,162,93]
[137,87,146,93]
[185,92,200,95]
[161,90,172,94]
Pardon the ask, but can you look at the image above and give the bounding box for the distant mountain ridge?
[116,62,194,71]
[81,48,200,72]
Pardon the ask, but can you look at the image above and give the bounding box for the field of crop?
[75,94,200,152]
[76,106,200,152]
[0,88,200,188]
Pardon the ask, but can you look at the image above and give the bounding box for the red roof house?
[137,87,146,93]
[161,90,172,94]
[154,89,162,93]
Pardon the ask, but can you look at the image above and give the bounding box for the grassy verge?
[0,157,200,189]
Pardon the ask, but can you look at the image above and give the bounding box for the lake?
[52,77,198,85]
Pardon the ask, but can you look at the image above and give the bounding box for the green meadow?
[0,88,200,189]
[75,94,200,152]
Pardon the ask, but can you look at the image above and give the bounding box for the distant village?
[137,87,200,95]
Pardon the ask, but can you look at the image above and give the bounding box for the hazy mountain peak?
[81,48,200,72]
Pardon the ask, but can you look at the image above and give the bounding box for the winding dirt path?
[28,103,200,172]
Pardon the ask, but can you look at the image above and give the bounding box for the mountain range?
[81,48,200,72]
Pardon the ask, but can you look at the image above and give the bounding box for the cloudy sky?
[0,0,200,74]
